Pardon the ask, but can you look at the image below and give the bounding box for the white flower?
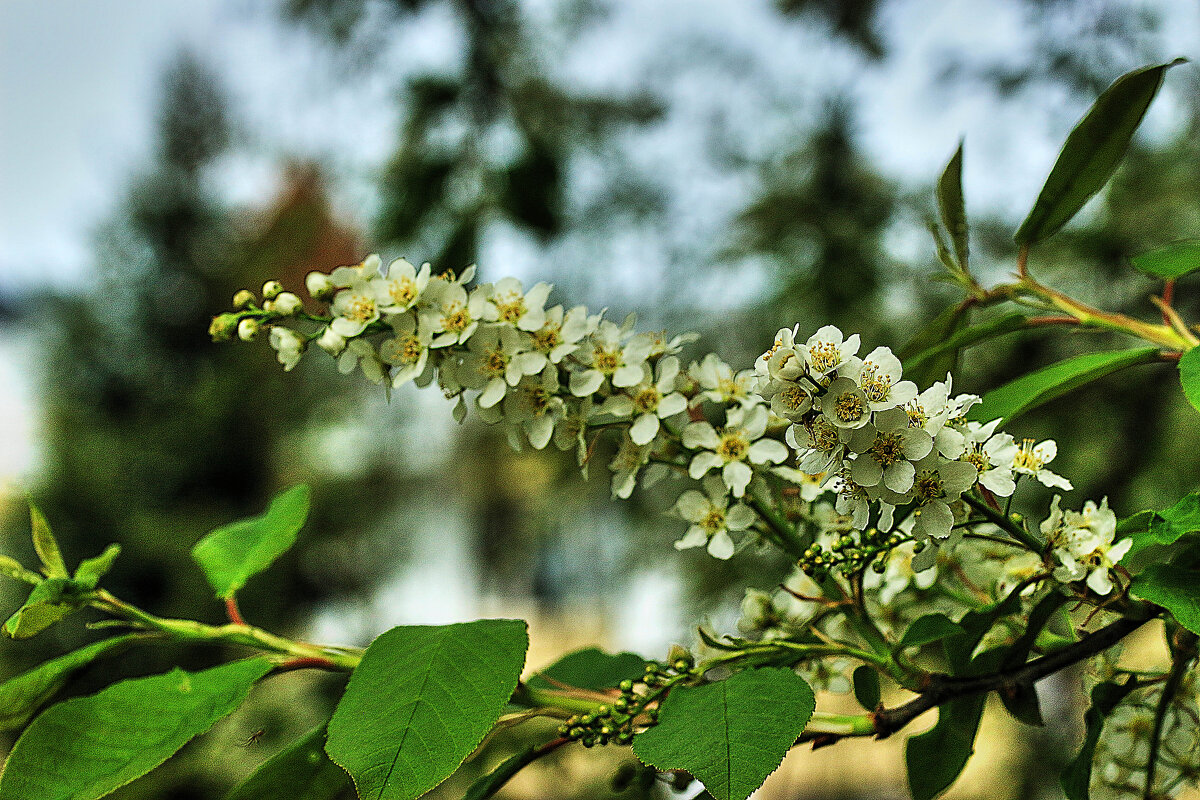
[488,277,552,331]
[518,304,594,374]
[265,291,302,316]
[329,269,385,337]
[842,346,917,411]
[846,407,933,493]
[502,367,565,450]
[600,357,688,445]
[863,540,938,603]
[908,455,978,540]
[1042,496,1129,595]
[820,377,872,430]
[904,375,964,457]
[315,325,347,356]
[268,327,306,371]
[1011,438,1073,490]
[757,375,814,421]
[421,280,490,348]
[378,313,432,388]
[682,405,788,497]
[569,321,654,397]
[786,416,847,475]
[691,353,759,408]
[673,476,756,559]
[772,467,832,501]
[555,397,595,470]
[378,258,431,313]
[337,338,386,384]
[305,270,336,300]
[959,419,1017,497]
[755,326,804,380]
[803,325,860,377]
[456,324,531,408]
[329,254,382,287]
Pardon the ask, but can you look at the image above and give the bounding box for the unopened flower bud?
[232,289,255,310]
[262,280,284,300]
[306,271,335,300]
[237,318,261,341]
[266,292,302,316]
[208,313,241,341]
[316,325,347,355]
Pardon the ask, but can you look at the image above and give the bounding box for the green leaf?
[967,347,1158,425]
[3,578,90,639]
[0,635,140,732]
[0,658,272,800]
[899,305,970,387]
[1015,59,1186,245]
[0,555,40,587]
[937,140,968,271]
[1122,492,1200,565]
[1179,346,1200,413]
[998,683,1044,727]
[29,503,68,579]
[944,587,1024,671]
[325,619,528,800]
[527,647,646,691]
[192,484,311,600]
[1130,564,1200,634]
[73,544,121,590]
[462,745,546,800]
[852,665,880,711]
[898,613,967,650]
[227,725,352,800]
[906,694,987,800]
[903,313,1027,379]
[1061,679,1139,800]
[632,667,815,800]
[1131,239,1200,280]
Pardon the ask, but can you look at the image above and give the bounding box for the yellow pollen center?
[1012,440,1043,471]
[633,387,661,413]
[701,509,726,532]
[834,392,865,423]
[812,419,840,451]
[717,434,749,462]
[965,450,988,471]
[906,403,928,428]
[389,279,417,307]
[593,348,621,374]
[494,295,526,323]
[484,350,508,376]
[532,325,560,352]
[858,363,890,402]
[346,295,376,323]
[779,384,809,411]
[870,433,905,467]
[809,342,840,373]
[915,471,944,501]
[442,304,471,333]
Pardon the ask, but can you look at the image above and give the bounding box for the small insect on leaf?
[240,728,266,747]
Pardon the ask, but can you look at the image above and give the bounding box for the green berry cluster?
[798,528,913,579]
[556,659,693,748]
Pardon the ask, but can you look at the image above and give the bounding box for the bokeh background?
[2,1,1200,798]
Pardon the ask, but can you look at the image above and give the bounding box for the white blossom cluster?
[217,257,1130,601]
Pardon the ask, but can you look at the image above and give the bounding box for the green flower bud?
[262,280,284,300]
[232,289,256,309]
[237,318,261,341]
[208,313,241,341]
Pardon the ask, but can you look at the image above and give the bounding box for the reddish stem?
[1162,279,1176,325]
[1027,315,1080,326]
[1016,244,1029,278]
[225,597,247,626]
[274,656,341,673]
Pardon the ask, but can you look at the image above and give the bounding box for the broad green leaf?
[1179,346,1200,413]
[29,503,67,579]
[1001,592,1068,671]
[1015,59,1186,245]
[906,694,987,800]
[0,658,272,800]
[899,304,970,387]
[73,544,121,590]
[1130,564,1200,634]
[227,725,352,800]
[1122,493,1200,564]
[1131,239,1200,280]
[898,613,966,650]
[937,140,968,271]
[192,484,311,600]
[527,647,646,691]
[3,578,90,639]
[852,665,880,711]
[1061,680,1139,800]
[998,683,1044,727]
[0,555,40,586]
[325,619,528,800]
[632,667,815,800]
[463,745,546,800]
[944,587,1024,671]
[967,347,1158,424]
[0,635,139,732]
[903,313,1027,378]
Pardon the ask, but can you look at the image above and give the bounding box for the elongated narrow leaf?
[3,577,90,639]
[937,140,968,270]
[0,635,139,732]
[1130,564,1200,634]
[73,544,120,589]
[903,313,1027,377]
[0,555,40,586]
[192,484,311,600]
[1061,680,1139,800]
[898,613,967,650]
[900,304,972,387]
[325,620,528,800]
[0,658,272,800]
[1131,240,1200,280]
[228,725,352,800]
[632,668,815,800]
[1015,59,1186,245]
[29,504,67,579]
[967,347,1158,424]
[527,647,646,691]
[1179,346,1200,413]
[907,694,987,800]
[463,745,546,800]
